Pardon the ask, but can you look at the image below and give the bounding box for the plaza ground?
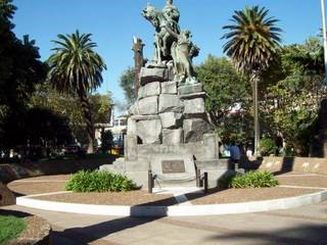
[2,200,327,244]
[1,172,327,244]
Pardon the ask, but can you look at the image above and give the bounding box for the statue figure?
[162,24,200,84]
[162,0,180,31]
[142,0,180,63]
[142,0,199,84]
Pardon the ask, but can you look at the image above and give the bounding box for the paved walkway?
[3,201,327,245]
[3,172,327,244]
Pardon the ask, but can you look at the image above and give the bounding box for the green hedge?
[219,171,279,189]
[0,215,26,245]
[65,170,138,192]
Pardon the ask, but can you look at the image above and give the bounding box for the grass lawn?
[0,215,26,245]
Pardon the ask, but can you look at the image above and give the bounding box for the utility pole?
[321,0,327,83]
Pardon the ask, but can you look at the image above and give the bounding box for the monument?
[101,0,228,188]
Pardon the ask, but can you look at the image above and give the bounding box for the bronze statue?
[142,1,180,63]
[163,25,199,84]
[142,0,199,84]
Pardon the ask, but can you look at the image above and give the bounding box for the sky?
[12,0,323,112]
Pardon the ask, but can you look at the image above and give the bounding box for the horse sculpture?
[142,4,180,63]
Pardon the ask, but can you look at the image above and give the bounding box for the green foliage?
[282,37,324,76]
[0,1,47,148]
[222,6,282,153]
[90,92,113,123]
[196,55,251,143]
[29,82,112,146]
[119,67,136,107]
[259,137,277,156]
[100,130,113,153]
[226,171,279,188]
[0,215,26,245]
[263,38,326,155]
[222,5,282,74]
[197,56,249,115]
[47,30,107,153]
[65,170,138,192]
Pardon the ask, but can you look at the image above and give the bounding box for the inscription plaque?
[161,160,185,174]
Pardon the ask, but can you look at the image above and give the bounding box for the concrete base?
[100,158,228,189]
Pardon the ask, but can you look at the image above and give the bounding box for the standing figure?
[162,23,199,84]
[229,142,241,170]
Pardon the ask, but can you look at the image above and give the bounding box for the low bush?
[230,171,279,188]
[65,170,138,192]
[0,215,26,245]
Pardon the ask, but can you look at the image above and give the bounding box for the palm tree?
[47,30,106,153]
[222,6,282,156]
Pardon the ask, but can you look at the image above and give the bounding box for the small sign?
[161,160,185,174]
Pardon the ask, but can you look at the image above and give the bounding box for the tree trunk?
[251,71,260,157]
[77,90,95,154]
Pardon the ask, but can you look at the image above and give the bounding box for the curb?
[16,190,327,217]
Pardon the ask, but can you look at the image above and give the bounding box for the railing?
[148,168,208,194]
[148,170,157,193]
[196,169,208,194]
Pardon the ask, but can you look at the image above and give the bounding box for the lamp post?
[321,0,327,83]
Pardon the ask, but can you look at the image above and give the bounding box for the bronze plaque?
[161,160,185,174]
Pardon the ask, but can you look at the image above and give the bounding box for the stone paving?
[2,201,327,244]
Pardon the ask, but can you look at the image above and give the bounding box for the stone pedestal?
[101,65,227,188]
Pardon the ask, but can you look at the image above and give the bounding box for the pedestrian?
[229,141,241,170]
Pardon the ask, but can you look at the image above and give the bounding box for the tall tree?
[264,38,326,156]
[47,31,106,153]
[0,0,46,148]
[196,55,251,143]
[119,67,137,107]
[222,6,282,156]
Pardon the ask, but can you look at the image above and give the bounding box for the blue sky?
[13,0,322,109]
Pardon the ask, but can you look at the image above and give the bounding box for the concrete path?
[3,201,327,245]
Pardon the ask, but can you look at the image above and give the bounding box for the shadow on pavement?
[207,223,327,244]
[50,187,229,244]
[0,208,31,218]
[53,216,159,245]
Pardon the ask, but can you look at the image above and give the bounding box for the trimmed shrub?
[230,171,279,188]
[65,170,138,192]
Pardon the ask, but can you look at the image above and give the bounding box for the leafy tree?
[29,82,112,146]
[119,67,137,107]
[47,31,107,153]
[222,6,282,155]
[196,55,251,143]
[264,38,326,156]
[0,0,47,149]
[90,92,113,123]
